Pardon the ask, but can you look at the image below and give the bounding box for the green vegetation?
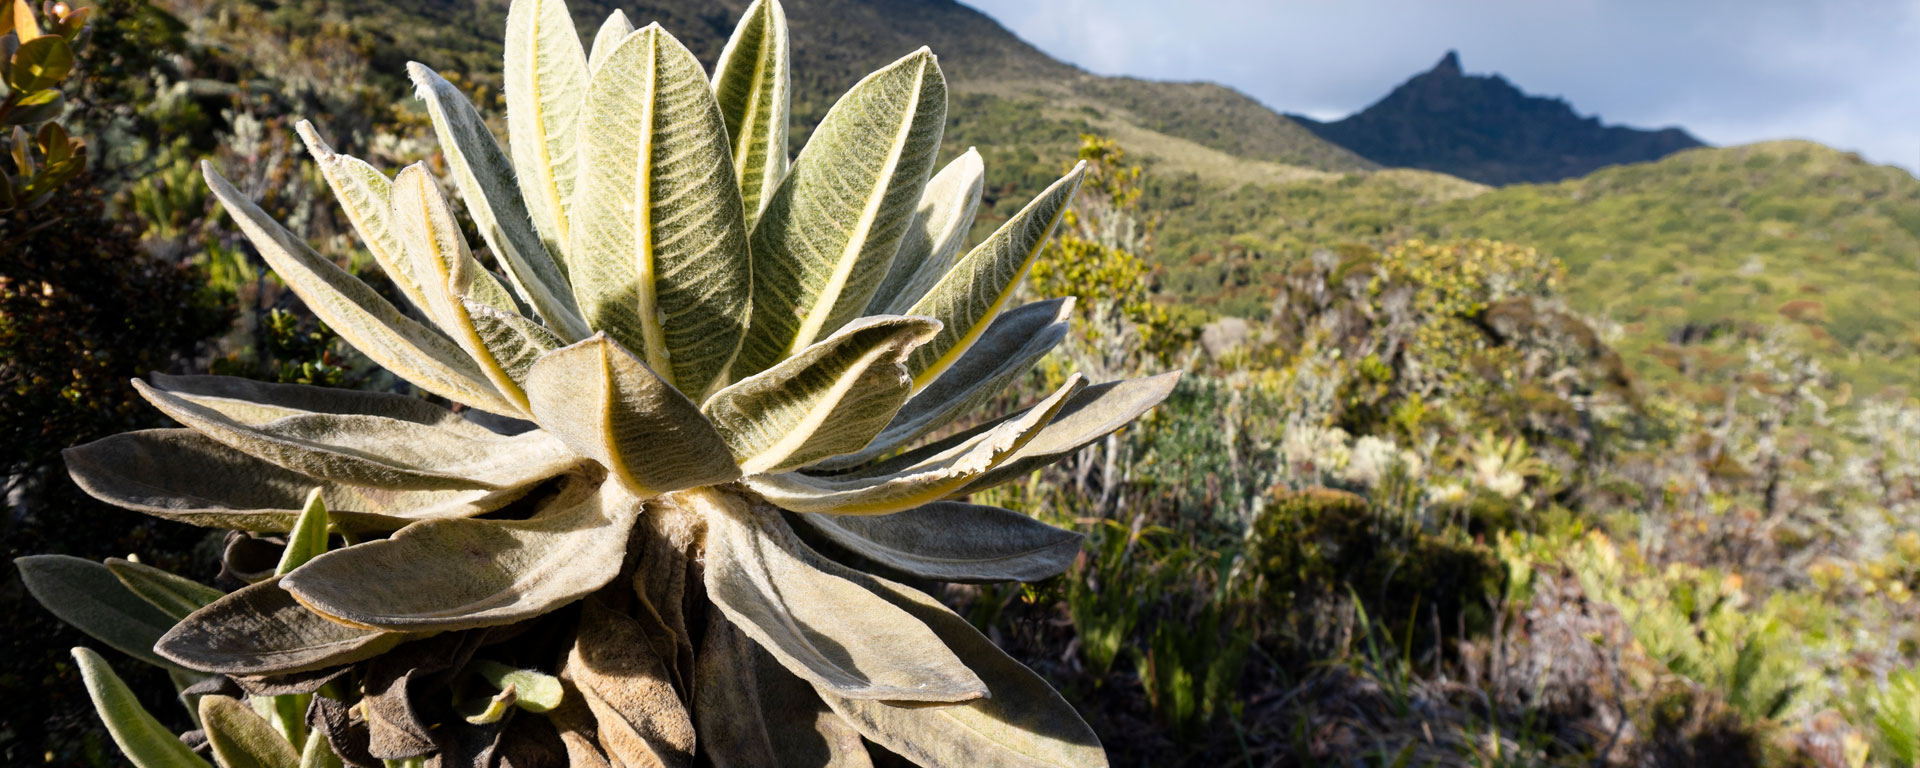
[1143,141,1920,398]
[1,0,1915,765]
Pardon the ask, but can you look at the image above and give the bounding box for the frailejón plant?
[19,0,1176,765]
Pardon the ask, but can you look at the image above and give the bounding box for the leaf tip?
[293,119,328,156]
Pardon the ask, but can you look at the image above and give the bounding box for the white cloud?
[963,0,1920,172]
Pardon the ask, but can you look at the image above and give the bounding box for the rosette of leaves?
[33,0,1177,765]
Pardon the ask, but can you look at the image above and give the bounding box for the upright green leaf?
[868,148,983,314]
[276,489,330,575]
[18,556,183,671]
[504,0,590,262]
[524,334,740,496]
[795,502,1083,583]
[905,163,1084,390]
[465,299,565,389]
[4,0,43,41]
[568,25,753,398]
[736,48,947,376]
[202,163,520,414]
[587,10,633,75]
[408,63,590,341]
[66,430,544,533]
[812,297,1071,471]
[693,489,986,703]
[70,648,214,768]
[817,577,1108,768]
[711,0,790,220]
[389,163,530,411]
[281,477,642,631]
[106,558,225,620]
[702,316,939,475]
[298,730,344,768]
[295,123,431,317]
[201,695,302,768]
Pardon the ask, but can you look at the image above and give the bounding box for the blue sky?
[962,0,1920,173]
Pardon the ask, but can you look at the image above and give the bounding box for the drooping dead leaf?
[563,598,695,768]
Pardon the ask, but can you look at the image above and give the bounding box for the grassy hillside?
[1143,140,1920,394]
[1423,141,1920,392]
[191,0,1367,175]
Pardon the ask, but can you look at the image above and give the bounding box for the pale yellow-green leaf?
[472,659,565,713]
[524,334,740,497]
[711,0,789,221]
[200,695,302,768]
[155,576,410,675]
[275,489,329,575]
[953,372,1181,494]
[736,48,947,376]
[298,729,343,768]
[817,576,1108,768]
[464,299,564,388]
[702,316,938,475]
[146,374,498,438]
[811,297,1070,471]
[70,647,214,768]
[389,163,530,411]
[461,687,516,725]
[568,25,753,398]
[693,489,985,702]
[19,555,183,671]
[587,10,633,75]
[745,374,1084,514]
[105,557,225,620]
[281,476,641,631]
[408,63,590,340]
[202,163,520,414]
[905,162,1084,390]
[504,0,589,260]
[563,598,695,768]
[66,430,544,533]
[795,501,1082,583]
[133,379,578,491]
[295,122,431,317]
[869,148,983,314]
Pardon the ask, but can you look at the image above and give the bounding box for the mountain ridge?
[1291,51,1706,185]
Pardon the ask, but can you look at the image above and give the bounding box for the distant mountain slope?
[1292,51,1704,185]
[1148,141,1920,394]
[292,0,1371,174]
[614,0,1372,171]
[1421,140,1920,391]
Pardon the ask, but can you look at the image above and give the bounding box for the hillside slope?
[1424,141,1920,391]
[1148,141,1920,393]
[1293,51,1704,185]
[238,0,1371,175]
